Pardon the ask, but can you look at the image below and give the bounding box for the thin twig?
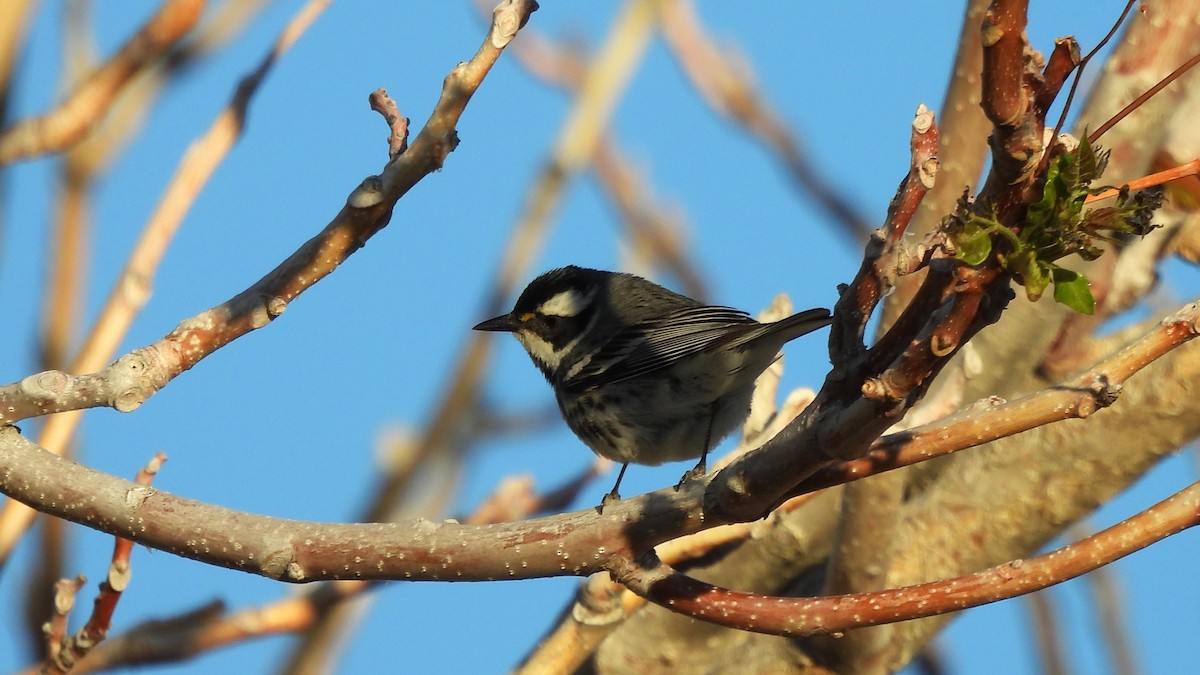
[37,453,168,673]
[1086,159,1200,203]
[1090,50,1200,143]
[1046,0,1135,150]
[369,88,408,160]
[41,576,87,673]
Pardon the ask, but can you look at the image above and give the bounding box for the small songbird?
[474,266,831,509]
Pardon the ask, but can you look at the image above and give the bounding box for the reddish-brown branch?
[878,265,999,399]
[1086,158,1200,203]
[793,300,1200,496]
[616,480,1200,637]
[829,107,941,368]
[858,262,958,394]
[0,0,204,164]
[887,106,941,245]
[979,0,1049,191]
[39,453,169,672]
[1037,38,1081,116]
[980,0,1030,128]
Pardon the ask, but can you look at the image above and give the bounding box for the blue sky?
[1,2,1196,673]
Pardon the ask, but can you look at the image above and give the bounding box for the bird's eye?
[541,314,560,330]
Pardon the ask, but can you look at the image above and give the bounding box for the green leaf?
[1026,159,1063,231]
[1076,134,1109,185]
[1068,137,1091,186]
[1017,253,1050,302]
[1051,267,1096,315]
[954,223,993,265]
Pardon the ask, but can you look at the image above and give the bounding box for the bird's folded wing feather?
[563,306,758,388]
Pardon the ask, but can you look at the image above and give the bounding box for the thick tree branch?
[1,290,1192,588]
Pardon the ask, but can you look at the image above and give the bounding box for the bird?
[474,265,831,510]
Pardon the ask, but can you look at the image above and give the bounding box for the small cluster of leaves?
[946,136,1163,315]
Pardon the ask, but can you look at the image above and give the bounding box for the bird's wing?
[562,306,758,389]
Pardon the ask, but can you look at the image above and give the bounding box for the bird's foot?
[674,460,708,491]
[596,489,622,514]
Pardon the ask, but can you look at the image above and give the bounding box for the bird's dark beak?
[473,313,518,332]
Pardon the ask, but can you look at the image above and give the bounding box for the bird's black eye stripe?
[532,310,592,350]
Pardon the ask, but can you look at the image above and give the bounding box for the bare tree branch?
[0,0,333,572]
[34,452,167,674]
[0,0,203,164]
[612,480,1200,636]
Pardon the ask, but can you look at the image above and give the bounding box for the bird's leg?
[598,463,629,513]
[676,402,716,490]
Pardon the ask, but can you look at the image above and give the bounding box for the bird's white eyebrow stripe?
[538,288,593,317]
